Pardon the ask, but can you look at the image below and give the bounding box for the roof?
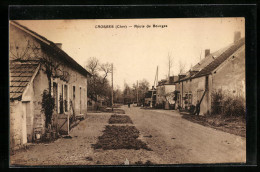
[10,62,39,100]
[178,37,245,82]
[157,75,178,86]
[10,21,91,77]
[194,38,245,78]
[191,45,231,72]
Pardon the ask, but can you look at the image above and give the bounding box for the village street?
[10,106,246,166]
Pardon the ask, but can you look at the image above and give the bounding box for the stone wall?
[176,45,245,115]
[10,22,88,146]
[212,45,245,98]
[10,77,36,149]
[10,101,25,149]
[177,76,211,115]
[9,23,43,61]
[32,69,48,136]
[156,85,175,105]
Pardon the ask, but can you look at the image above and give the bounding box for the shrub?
[211,90,224,115]
[211,89,245,117]
[223,96,245,117]
[41,90,55,128]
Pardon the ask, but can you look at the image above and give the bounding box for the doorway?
[22,101,33,144]
[80,87,82,114]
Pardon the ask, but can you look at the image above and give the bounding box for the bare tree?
[167,52,174,78]
[134,79,150,103]
[179,60,186,74]
[85,57,99,76]
[99,62,112,84]
[85,57,112,102]
[113,85,123,103]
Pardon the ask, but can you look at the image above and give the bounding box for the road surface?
[126,106,246,164]
[10,105,246,166]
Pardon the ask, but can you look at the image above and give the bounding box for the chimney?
[169,76,174,83]
[205,49,210,58]
[234,31,241,43]
[55,43,62,49]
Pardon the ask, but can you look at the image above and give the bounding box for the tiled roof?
[179,44,234,82]
[191,45,231,72]
[10,62,39,100]
[178,37,245,82]
[194,38,245,78]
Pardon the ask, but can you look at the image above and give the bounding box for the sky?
[16,18,245,90]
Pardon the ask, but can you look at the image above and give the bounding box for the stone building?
[174,32,245,115]
[144,87,156,107]
[156,76,178,109]
[9,21,91,150]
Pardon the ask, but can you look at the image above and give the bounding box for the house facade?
[175,32,245,115]
[144,87,156,107]
[156,76,178,109]
[9,21,91,150]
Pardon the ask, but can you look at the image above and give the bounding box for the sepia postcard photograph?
[9,17,247,166]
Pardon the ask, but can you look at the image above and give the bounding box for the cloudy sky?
[16,18,245,90]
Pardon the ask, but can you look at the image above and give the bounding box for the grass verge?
[181,113,246,137]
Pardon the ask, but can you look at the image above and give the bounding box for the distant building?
[174,32,245,115]
[144,86,156,107]
[9,21,91,150]
[156,76,178,109]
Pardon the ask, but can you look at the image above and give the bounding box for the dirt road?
[10,106,246,166]
[126,106,246,164]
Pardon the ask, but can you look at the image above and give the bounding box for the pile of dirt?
[105,108,125,114]
[181,114,246,137]
[88,108,125,114]
[92,125,152,150]
[109,114,133,124]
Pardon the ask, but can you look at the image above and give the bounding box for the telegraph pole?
[111,63,114,111]
[151,66,158,108]
[137,80,139,105]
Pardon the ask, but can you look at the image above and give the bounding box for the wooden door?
[80,87,82,114]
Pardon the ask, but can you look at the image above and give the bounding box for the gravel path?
[10,106,246,166]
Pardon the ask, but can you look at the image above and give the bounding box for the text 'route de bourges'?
[95,24,168,29]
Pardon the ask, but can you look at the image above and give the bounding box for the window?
[53,82,58,113]
[73,86,76,101]
[64,85,68,112]
[59,84,64,114]
[188,93,192,105]
[80,87,82,114]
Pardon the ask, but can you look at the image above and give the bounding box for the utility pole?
[111,63,114,111]
[137,80,139,105]
[200,49,202,61]
[168,52,172,80]
[151,66,158,108]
